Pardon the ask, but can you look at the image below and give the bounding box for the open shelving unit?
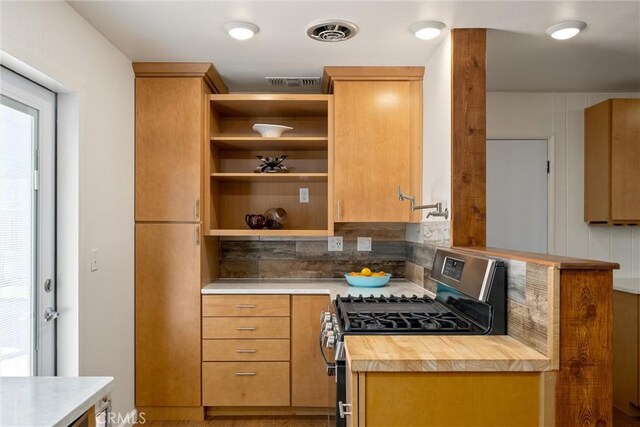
[204,94,334,236]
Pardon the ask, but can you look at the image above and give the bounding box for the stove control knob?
[323,322,333,332]
[320,312,331,323]
[327,336,336,348]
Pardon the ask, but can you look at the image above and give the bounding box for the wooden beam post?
[451,29,487,246]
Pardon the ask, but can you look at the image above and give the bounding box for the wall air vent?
[266,77,321,88]
[306,20,358,42]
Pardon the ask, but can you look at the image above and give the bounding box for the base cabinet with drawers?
[202,294,333,411]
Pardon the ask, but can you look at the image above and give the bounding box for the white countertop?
[202,278,430,299]
[614,278,640,295]
[0,376,112,427]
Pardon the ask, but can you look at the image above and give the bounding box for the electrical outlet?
[357,237,372,251]
[299,188,309,203]
[328,236,343,252]
[90,249,99,272]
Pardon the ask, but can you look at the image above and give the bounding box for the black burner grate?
[335,294,478,334]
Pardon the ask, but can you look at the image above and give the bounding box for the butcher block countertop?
[345,335,551,373]
[455,246,620,270]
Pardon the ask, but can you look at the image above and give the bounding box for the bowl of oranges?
[344,267,392,288]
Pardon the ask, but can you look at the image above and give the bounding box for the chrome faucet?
[397,186,449,219]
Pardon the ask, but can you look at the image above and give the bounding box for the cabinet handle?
[194,225,200,245]
[336,200,341,220]
[236,327,256,331]
[194,199,200,221]
[338,401,352,418]
[236,349,257,353]
[236,304,256,309]
[235,372,256,376]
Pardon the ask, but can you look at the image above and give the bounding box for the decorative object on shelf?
[252,123,294,137]
[264,207,288,229]
[254,155,289,173]
[245,214,266,229]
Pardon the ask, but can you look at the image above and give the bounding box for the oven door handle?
[319,331,336,376]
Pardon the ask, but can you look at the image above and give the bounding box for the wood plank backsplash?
[218,223,407,279]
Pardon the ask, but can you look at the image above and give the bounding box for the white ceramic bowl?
[252,124,294,138]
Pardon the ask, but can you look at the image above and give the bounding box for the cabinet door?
[136,78,203,221]
[136,223,201,407]
[334,81,418,222]
[611,99,640,221]
[291,295,334,407]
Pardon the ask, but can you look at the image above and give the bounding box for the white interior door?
[0,67,56,376]
[487,139,548,254]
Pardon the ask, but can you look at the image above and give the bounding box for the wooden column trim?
[450,29,487,246]
[556,269,613,426]
[132,62,229,94]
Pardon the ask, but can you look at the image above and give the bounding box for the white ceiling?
[68,1,640,92]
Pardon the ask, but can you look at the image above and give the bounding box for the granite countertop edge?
[201,278,430,298]
[0,376,113,427]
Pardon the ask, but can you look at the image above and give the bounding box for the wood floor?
[137,411,640,427]
[137,416,332,427]
[615,408,640,427]
[138,412,640,427]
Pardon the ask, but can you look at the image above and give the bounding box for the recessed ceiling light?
[410,21,446,40]
[546,21,586,40]
[224,21,260,40]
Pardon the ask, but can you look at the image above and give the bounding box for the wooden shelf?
[209,94,330,117]
[211,136,328,151]
[205,229,331,237]
[211,173,328,182]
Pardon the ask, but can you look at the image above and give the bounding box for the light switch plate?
[328,236,343,251]
[299,188,309,203]
[357,237,372,251]
[90,249,99,272]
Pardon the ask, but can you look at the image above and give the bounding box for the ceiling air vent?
[306,20,358,42]
[266,77,321,88]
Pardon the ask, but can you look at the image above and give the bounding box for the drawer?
[202,295,290,317]
[203,317,290,339]
[203,339,290,362]
[202,361,290,406]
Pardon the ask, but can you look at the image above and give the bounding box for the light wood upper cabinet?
[135,77,205,222]
[585,98,640,224]
[135,223,202,407]
[327,68,423,222]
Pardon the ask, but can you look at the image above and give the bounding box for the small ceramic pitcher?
[245,214,266,229]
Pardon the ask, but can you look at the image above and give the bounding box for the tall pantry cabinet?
[134,63,227,419]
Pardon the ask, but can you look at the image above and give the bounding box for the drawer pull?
[236,349,257,353]
[236,327,257,331]
[236,304,257,309]
[235,372,256,376]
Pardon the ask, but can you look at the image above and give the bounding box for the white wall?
[488,92,640,278]
[422,34,452,220]
[1,0,135,419]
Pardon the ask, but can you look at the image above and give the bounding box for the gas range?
[320,249,507,426]
[334,294,480,334]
